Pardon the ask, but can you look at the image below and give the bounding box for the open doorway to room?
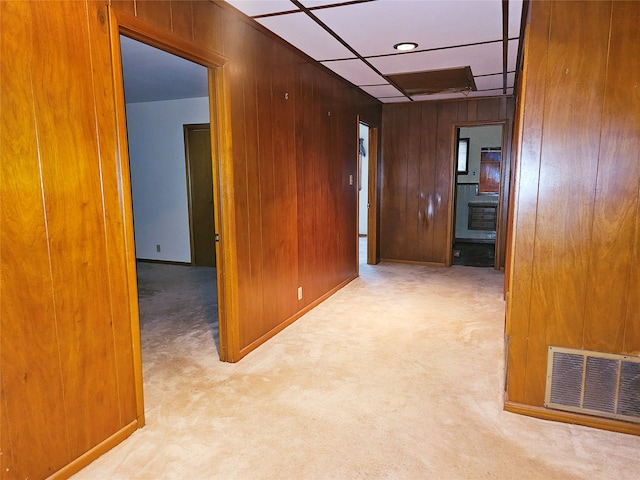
[452,124,505,268]
[357,120,379,269]
[118,35,223,408]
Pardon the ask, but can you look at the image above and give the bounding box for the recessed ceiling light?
[393,42,418,51]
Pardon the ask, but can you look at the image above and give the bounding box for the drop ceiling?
[225,0,523,102]
[119,0,524,104]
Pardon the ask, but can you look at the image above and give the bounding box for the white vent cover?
[545,346,640,423]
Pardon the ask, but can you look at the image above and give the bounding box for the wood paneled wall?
[1,2,138,479]
[506,0,640,428]
[1,0,381,477]
[380,97,514,265]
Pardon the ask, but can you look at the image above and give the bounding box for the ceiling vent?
[545,346,640,424]
[386,66,477,97]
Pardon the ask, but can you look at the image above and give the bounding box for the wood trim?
[380,259,448,267]
[107,5,145,427]
[114,9,228,68]
[135,259,191,266]
[47,419,139,480]
[504,401,640,436]
[237,274,359,360]
[210,64,240,362]
[367,126,380,265]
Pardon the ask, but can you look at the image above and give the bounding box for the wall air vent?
[545,346,640,423]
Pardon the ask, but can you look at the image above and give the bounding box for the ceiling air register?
[545,346,640,423]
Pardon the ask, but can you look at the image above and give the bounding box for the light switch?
[349,174,353,185]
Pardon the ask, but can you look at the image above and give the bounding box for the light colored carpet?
[73,257,640,479]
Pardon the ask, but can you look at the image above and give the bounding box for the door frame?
[449,120,508,269]
[356,118,380,269]
[107,7,240,424]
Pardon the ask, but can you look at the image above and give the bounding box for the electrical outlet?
[156,244,161,252]
[297,286,303,301]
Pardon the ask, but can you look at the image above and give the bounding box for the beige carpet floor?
[73,253,640,479]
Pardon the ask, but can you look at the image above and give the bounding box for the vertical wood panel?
[87,0,138,423]
[418,103,438,261]
[192,0,224,55]
[0,3,71,477]
[169,0,193,42]
[405,104,422,260]
[271,47,298,319]
[31,0,122,454]
[524,0,611,404]
[582,0,640,353]
[434,101,458,264]
[381,105,409,259]
[506,1,550,403]
[255,35,279,334]
[134,0,172,31]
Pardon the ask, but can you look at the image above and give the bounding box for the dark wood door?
[185,124,216,267]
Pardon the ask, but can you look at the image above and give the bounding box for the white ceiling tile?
[320,59,384,86]
[312,0,503,58]
[508,39,519,71]
[475,72,516,91]
[508,0,524,37]
[258,12,356,60]
[225,0,298,17]
[360,84,404,98]
[370,42,504,77]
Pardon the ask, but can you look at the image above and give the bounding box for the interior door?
[185,124,216,267]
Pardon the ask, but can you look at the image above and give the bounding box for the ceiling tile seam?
[502,0,509,94]
[289,0,412,100]
[250,0,375,19]
[358,37,522,62]
[317,37,520,63]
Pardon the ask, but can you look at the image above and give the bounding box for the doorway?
[118,34,223,371]
[452,124,505,268]
[357,120,379,268]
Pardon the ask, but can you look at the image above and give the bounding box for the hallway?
[74,261,640,479]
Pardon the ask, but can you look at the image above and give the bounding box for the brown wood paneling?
[434,101,458,264]
[0,3,71,477]
[192,0,225,55]
[31,0,123,455]
[524,0,611,405]
[381,104,410,260]
[582,0,640,353]
[417,102,438,261]
[506,1,640,423]
[88,0,138,425]
[169,0,193,42]
[134,0,172,31]
[4,0,382,475]
[381,97,508,265]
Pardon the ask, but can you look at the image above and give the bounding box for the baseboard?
[48,419,140,479]
[380,258,447,267]
[136,258,192,266]
[454,238,496,244]
[504,401,640,436]
[237,274,359,360]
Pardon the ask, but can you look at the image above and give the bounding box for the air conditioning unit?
[545,346,640,423]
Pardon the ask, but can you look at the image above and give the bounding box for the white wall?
[126,97,210,262]
[358,123,369,235]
